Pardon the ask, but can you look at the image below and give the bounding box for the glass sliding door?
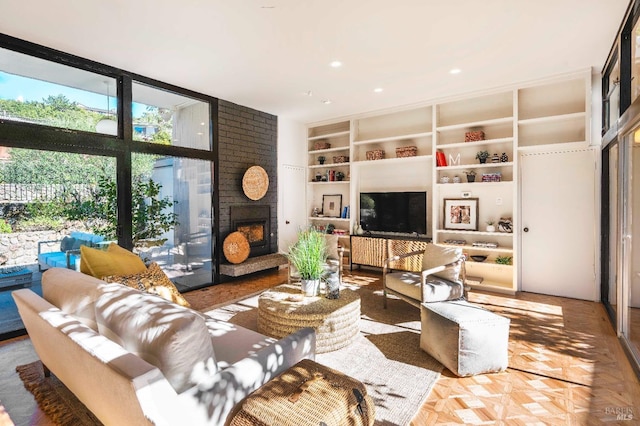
[603,142,620,324]
[131,153,212,291]
[622,128,640,360]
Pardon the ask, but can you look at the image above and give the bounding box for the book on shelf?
[436,150,448,167]
[341,205,350,219]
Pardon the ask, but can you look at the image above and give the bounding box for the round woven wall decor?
[242,165,269,201]
[223,231,250,264]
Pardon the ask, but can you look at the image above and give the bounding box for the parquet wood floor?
[413,289,640,425]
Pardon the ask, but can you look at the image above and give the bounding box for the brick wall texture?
[217,100,278,256]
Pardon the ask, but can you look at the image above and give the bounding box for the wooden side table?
[257,284,360,353]
[229,359,375,426]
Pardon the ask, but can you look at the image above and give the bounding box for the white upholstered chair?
[288,234,344,285]
[383,243,466,308]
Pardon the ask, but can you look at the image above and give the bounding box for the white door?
[520,149,597,300]
[280,164,306,252]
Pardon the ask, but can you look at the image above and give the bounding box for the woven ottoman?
[229,359,375,426]
[420,300,509,376]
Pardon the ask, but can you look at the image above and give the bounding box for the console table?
[350,235,431,270]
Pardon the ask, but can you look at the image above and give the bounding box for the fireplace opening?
[230,205,270,258]
[237,223,265,246]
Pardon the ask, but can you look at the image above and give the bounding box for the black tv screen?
[359,191,427,235]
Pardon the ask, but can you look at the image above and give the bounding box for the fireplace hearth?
[230,205,271,257]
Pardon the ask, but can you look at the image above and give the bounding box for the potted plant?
[486,220,496,232]
[475,150,490,164]
[495,255,513,265]
[288,228,328,296]
[335,171,345,181]
[318,155,326,165]
[464,170,476,183]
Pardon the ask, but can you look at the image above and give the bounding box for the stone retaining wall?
[0,229,89,266]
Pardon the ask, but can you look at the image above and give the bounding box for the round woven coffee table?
[257,284,360,353]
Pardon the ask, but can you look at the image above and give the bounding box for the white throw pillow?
[95,284,217,393]
[422,244,462,283]
[324,234,339,261]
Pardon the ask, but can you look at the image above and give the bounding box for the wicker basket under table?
[229,359,375,426]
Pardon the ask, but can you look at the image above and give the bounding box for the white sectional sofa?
[12,268,316,425]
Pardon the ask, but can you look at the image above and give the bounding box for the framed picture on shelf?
[443,198,479,231]
[322,194,343,218]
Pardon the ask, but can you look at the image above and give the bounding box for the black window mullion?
[117,76,134,250]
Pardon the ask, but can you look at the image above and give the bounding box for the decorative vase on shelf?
[440,176,450,184]
[354,224,364,235]
[500,152,509,162]
[491,153,500,163]
[453,175,461,183]
[486,225,496,232]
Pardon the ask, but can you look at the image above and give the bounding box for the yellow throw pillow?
[103,262,191,308]
[80,244,147,279]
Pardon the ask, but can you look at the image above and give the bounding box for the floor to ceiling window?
[0,34,216,339]
[600,0,640,377]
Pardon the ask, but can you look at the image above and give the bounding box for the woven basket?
[365,150,385,161]
[314,141,331,150]
[242,165,269,201]
[223,231,250,264]
[333,155,349,163]
[395,146,417,158]
[465,130,485,142]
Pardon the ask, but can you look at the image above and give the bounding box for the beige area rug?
[15,361,102,426]
[205,277,443,426]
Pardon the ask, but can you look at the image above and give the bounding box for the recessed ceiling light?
[450,68,462,75]
[330,61,342,68]
[322,99,332,105]
[374,88,384,93]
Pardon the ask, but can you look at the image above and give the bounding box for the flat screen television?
[359,191,427,235]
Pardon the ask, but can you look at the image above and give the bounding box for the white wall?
[277,117,307,251]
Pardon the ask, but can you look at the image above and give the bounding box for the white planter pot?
[486,225,496,232]
[301,279,320,297]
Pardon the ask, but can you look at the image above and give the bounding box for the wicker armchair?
[382,243,466,308]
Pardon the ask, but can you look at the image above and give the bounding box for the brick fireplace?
[229,205,270,258]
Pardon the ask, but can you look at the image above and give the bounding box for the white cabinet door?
[520,149,597,300]
[280,164,306,251]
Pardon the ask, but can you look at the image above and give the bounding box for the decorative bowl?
[470,255,487,262]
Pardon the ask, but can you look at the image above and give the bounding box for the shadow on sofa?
[37,231,106,272]
[13,268,316,425]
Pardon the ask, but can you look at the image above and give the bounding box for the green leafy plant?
[287,227,328,280]
[475,150,490,162]
[0,220,12,234]
[81,175,179,245]
[486,219,495,225]
[464,170,476,177]
[495,255,512,265]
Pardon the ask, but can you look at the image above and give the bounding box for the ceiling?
[0,0,631,124]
